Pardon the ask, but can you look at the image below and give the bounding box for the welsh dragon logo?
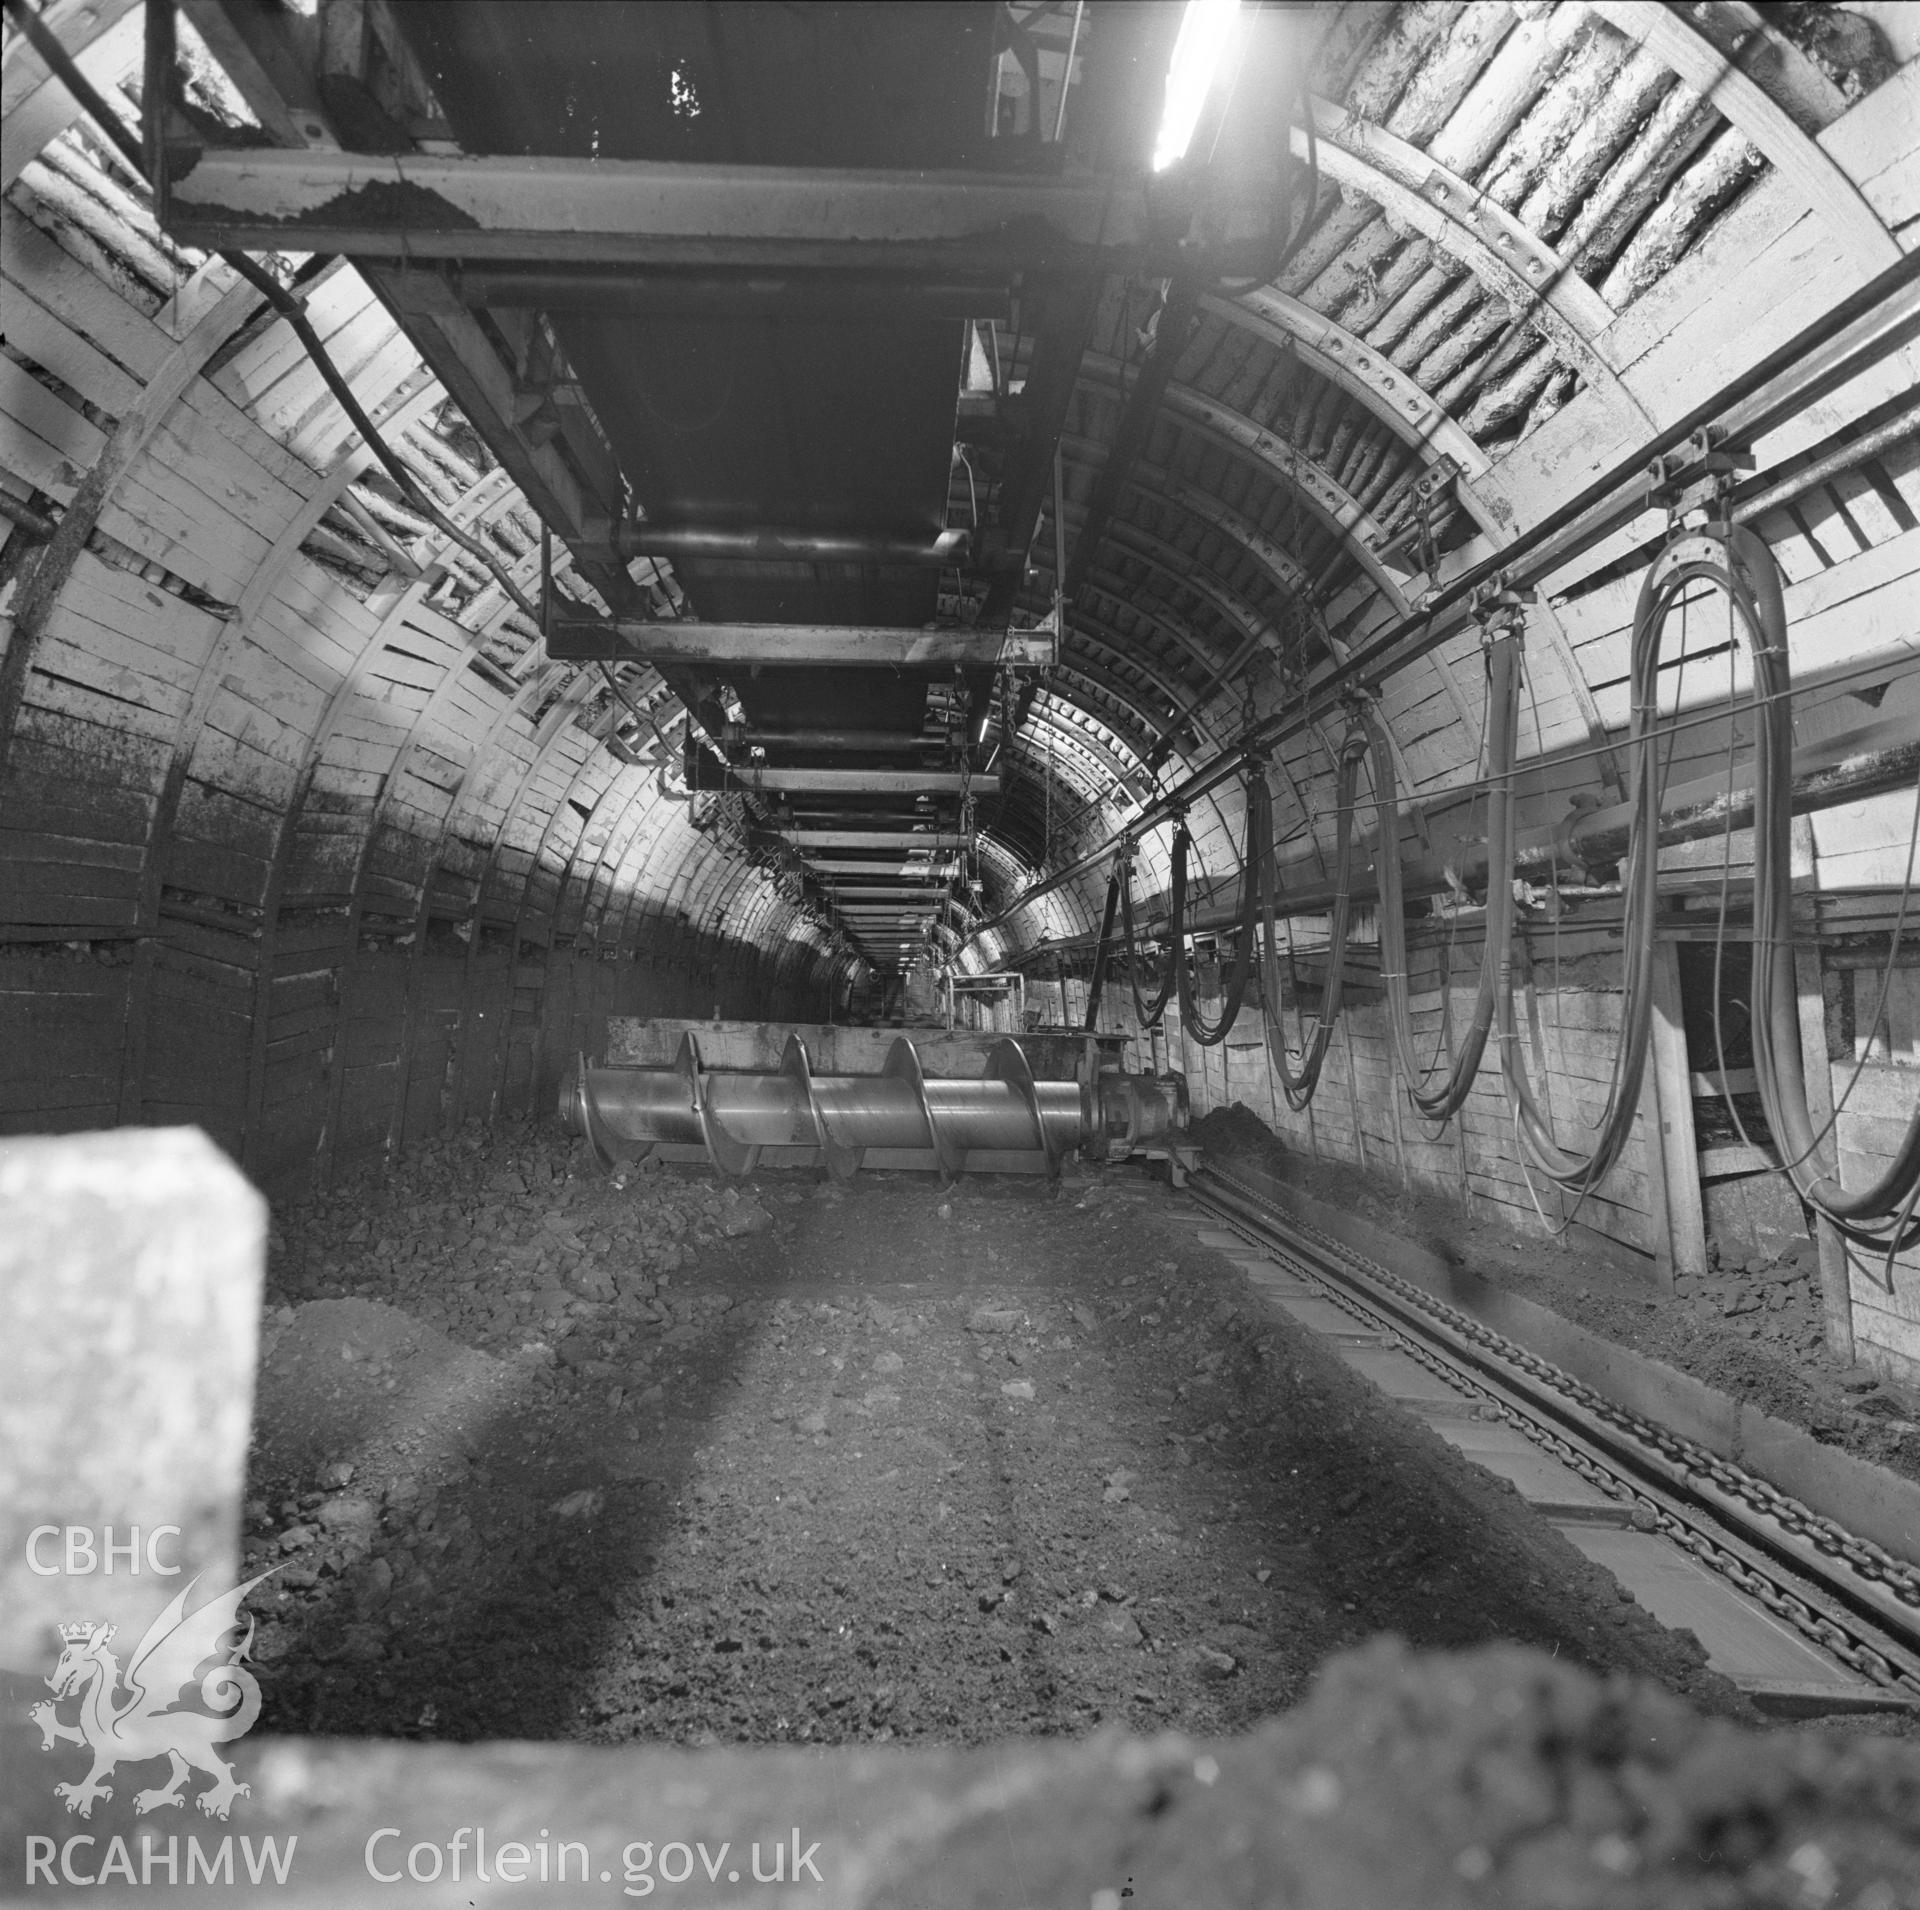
[29,1573,271,1821]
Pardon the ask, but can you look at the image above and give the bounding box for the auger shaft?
[560,1034,1187,1181]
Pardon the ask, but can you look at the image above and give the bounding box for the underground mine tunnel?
[3,1,1920,1903]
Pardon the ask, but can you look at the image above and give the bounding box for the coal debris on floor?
[244,1115,1784,1753]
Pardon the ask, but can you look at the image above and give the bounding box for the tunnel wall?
[995,56,1920,1387]
[0,167,841,1196]
[3,14,1917,1374]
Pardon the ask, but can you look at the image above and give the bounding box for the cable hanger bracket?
[1468,576,1537,652]
[1647,426,1755,530]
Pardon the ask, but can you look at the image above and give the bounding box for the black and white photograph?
[2,0,1919,1902]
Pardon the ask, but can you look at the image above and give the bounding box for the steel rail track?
[1189,1160,1920,1709]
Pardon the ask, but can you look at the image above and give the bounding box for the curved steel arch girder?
[1073,541,1340,834]
[531,751,627,951]
[1060,619,1229,756]
[1301,99,1656,435]
[1077,360,1413,614]
[602,796,690,970]
[1003,716,1120,809]
[684,836,751,945]
[1052,445,1425,785]
[1064,614,1225,752]
[1582,8,1898,274]
[1066,519,1292,694]
[587,791,668,949]
[996,683,1244,898]
[555,759,650,947]
[1057,434,1316,601]
[1043,657,1171,765]
[1025,692,1153,793]
[978,844,1100,946]
[676,852,740,975]
[576,764,672,948]
[1199,284,1492,497]
[604,785,687,952]
[1079,575,1225,695]
[1060,435,1479,762]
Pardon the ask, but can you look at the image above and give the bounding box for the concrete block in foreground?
[0,1127,263,1674]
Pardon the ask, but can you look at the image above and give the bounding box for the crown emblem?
[57,1621,99,1642]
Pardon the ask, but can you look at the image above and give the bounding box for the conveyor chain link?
[1194,1165,1920,1703]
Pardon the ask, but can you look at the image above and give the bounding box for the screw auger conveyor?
[561,1034,1191,1182]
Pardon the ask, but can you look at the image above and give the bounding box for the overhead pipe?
[0,491,59,542]
[1730,392,1920,524]
[735,727,946,754]
[1001,714,1920,959]
[616,524,974,568]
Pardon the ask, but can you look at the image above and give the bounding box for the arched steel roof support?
[1060,619,1231,755]
[1198,285,1493,501]
[1056,436,1317,599]
[1585,6,1899,273]
[1299,99,1658,435]
[1024,693,1153,792]
[1076,362,1414,611]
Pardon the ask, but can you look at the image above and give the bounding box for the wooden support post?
[1176,1005,1202,1119]
[1518,947,1569,1232]
[1649,939,1708,1278]
[1633,994,1676,1291]
[1790,817,1855,1364]
[1438,962,1474,1215]
[1341,1021,1367,1170]
[1794,942,1856,1365]
[1385,1055,1412,1192]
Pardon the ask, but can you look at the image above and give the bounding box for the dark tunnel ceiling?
[383,0,1050,964]
[132,0,1862,963]
[389,3,994,608]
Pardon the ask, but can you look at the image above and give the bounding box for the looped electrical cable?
[1257,719,1370,1110]
[1371,633,1523,1124]
[1116,849,1175,1029]
[1174,788,1262,1047]
[1704,524,1920,1249]
[1497,565,1667,1194]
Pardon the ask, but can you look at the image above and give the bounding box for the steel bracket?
[1647,427,1756,528]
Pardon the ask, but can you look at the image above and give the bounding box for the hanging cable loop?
[1174,776,1263,1048]
[1707,523,1920,1246]
[1496,556,1674,1193]
[1257,715,1371,1109]
[1374,628,1524,1124]
[1117,840,1175,1030]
